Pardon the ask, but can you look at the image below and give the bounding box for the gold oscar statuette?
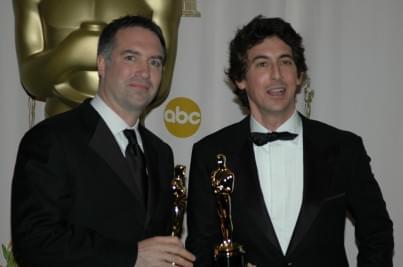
[13,0,182,117]
[171,165,187,237]
[211,154,246,267]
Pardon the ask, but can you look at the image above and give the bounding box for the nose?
[270,63,281,80]
[135,60,150,79]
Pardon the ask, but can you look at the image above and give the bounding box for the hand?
[135,236,195,267]
[247,264,256,267]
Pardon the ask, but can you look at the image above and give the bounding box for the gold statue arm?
[144,0,182,112]
[13,0,47,99]
[171,165,187,237]
[13,0,101,101]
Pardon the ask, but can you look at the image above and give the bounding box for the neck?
[98,90,141,127]
[251,109,295,131]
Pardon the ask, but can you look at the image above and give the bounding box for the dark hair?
[226,15,308,107]
[97,15,167,64]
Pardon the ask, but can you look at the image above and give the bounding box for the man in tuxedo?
[12,16,195,267]
[186,15,394,266]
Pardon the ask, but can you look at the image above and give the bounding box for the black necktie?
[123,129,148,206]
[251,131,298,146]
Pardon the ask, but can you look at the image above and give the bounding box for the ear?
[295,72,304,94]
[97,55,106,78]
[235,80,246,91]
[297,72,304,86]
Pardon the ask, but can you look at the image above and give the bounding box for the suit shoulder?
[140,126,172,150]
[304,117,362,144]
[194,118,248,148]
[19,102,94,146]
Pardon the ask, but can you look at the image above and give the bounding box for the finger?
[144,236,194,261]
[165,245,195,262]
[143,236,183,247]
[158,236,185,247]
[138,236,176,250]
[166,254,194,267]
[138,236,195,264]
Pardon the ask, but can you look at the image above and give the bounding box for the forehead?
[247,36,293,59]
[113,26,163,54]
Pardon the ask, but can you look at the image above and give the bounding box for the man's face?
[236,36,303,126]
[97,26,164,121]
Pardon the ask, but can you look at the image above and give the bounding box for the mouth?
[128,81,151,90]
[266,86,286,96]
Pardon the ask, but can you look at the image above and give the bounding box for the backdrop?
[1,0,402,266]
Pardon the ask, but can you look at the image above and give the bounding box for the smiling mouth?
[266,87,285,96]
[128,82,150,90]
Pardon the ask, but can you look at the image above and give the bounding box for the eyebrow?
[120,49,164,61]
[150,55,164,62]
[251,54,294,63]
[121,49,139,56]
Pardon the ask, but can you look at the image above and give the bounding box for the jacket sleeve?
[346,136,394,267]
[11,125,137,267]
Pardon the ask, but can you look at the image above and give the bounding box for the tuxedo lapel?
[287,115,338,255]
[88,121,135,194]
[139,126,159,227]
[232,118,282,252]
[83,102,146,218]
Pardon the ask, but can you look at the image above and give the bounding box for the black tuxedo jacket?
[186,115,393,267]
[11,100,174,267]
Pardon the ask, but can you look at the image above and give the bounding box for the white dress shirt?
[251,111,303,254]
[90,95,144,157]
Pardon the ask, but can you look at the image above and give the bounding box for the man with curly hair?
[186,15,393,266]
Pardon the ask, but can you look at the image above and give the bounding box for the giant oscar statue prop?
[171,165,187,237]
[13,0,182,117]
[211,154,246,267]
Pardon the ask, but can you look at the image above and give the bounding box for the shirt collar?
[90,95,140,135]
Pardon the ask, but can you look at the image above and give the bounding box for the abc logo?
[164,97,201,138]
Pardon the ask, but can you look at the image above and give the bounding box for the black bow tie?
[251,131,298,146]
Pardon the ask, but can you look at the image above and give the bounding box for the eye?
[279,57,295,66]
[149,58,163,68]
[255,60,269,68]
[124,54,137,62]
